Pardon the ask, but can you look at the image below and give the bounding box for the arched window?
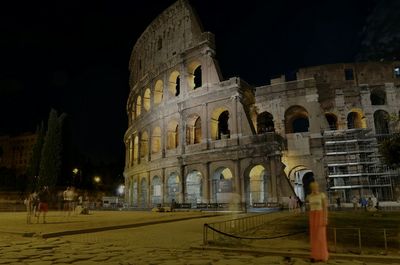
[169,71,180,97]
[143,88,151,111]
[186,115,201,145]
[136,96,142,117]
[212,167,233,203]
[185,171,202,204]
[218,111,230,139]
[370,89,386,105]
[154,80,163,105]
[347,110,366,129]
[140,132,149,159]
[194,66,202,89]
[151,127,162,154]
[257,112,274,134]
[188,62,202,90]
[325,113,338,130]
[167,121,179,149]
[374,110,390,135]
[247,165,267,205]
[167,173,180,203]
[140,178,148,208]
[151,176,162,205]
[284,105,309,133]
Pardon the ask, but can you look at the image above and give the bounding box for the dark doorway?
[218,111,230,139]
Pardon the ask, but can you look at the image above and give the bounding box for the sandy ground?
[0,210,396,265]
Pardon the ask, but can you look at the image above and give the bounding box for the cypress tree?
[38,109,66,188]
[26,122,45,191]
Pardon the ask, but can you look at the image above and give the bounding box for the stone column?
[203,163,210,203]
[147,172,151,208]
[234,160,242,203]
[270,158,278,202]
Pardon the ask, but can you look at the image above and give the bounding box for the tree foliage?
[26,122,45,190]
[379,134,400,168]
[38,109,66,188]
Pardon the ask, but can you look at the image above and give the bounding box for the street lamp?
[94,176,101,184]
[117,184,125,196]
[72,168,79,175]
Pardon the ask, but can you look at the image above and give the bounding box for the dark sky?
[0,0,377,164]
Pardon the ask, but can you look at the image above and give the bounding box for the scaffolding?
[323,128,397,202]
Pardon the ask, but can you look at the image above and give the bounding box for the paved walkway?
[0,211,397,264]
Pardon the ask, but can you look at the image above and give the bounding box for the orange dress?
[307,192,329,261]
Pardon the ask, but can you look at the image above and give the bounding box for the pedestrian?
[31,191,39,217]
[352,196,358,210]
[24,192,34,224]
[306,181,329,263]
[296,196,303,213]
[360,197,368,211]
[171,199,176,212]
[288,196,294,212]
[336,197,341,210]
[37,186,50,224]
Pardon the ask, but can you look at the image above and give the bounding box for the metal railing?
[203,213,279,245]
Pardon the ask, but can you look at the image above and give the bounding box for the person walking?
[24,192,34,224]
[37,186,50,224]
[352,196,358,210]
[306,181,329,263]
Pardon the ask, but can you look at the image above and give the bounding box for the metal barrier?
[203,213,279,245]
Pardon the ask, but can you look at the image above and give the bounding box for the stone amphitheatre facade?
[124,0,400,208]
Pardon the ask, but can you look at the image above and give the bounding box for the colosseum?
[124,0,400,209]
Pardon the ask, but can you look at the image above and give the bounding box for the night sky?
[0,0,382,165]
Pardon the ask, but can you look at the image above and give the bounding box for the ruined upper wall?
[128,0,214,88]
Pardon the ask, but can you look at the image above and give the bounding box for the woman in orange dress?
[307,181,329,262]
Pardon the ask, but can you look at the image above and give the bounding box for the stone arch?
[257,111,274,134]
[287,166,314,201]
[211,107,231,140]
[131,178,138,206]
[166,172,180,203]
[143,88,151,111]
[374,110,390,135]
[167,120,179,149]
[136,96,142,117]
[140,131,149,160]
[188,61,202,90]
[211,167,234,203]
[151,175,162,206]
[169,71,180,96]
[347,109,366,129]
[186,114,201,144]
[154,80,163,105]
[285,105,309,133]
[325,113,338,130]
[244,165,268,206]
[151,127,162,154]
[140,177,148,208]
[185,170,203,204]
[370,88,386,105]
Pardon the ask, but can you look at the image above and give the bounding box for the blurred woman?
[307,181,329,262]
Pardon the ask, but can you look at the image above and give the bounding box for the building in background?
[124,0,400,208]
[0,132,37,175]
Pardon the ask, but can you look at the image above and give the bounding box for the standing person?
[296,196,303,213]
[336,197,341,210]
[352,196,358,210]
[31,191,39,217]
[24,193,34,224]
[306,181,329,263]
[37,186,50,224]
[360,197,368,211]
[288,196,294,212]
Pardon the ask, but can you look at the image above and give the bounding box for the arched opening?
[151,127,162,154]
[285,105,309,133]
[151,176,162,206]
[246,165,267,206]
[218,111,230,139]
[129,139,133,166]
[167,121,179,149]
[347,110,366,129]
[140,132,149,160]
[257,112,275,134]
[136,96,142,117]
[131,180,138,206]
[166,172,180,203]
[140,178,148,208]
[212,167,234,203]
[194,66,202,89]
[133,136,139,163]
[169,71,180,96]
[143,88,151,111]
[370,89,386,105]
[302,171,315,199]
[154,80,163,105]
[185,171,202,205]
[188,61,202,90]
[374,110,390,135]
[186,115,201,145]
[325,113,338,130]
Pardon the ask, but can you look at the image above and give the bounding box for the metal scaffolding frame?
[323,129,397,202]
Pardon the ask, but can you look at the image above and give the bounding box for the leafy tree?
[379,134,400,168]
[26,122,45,190]
[38,109,66,188]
